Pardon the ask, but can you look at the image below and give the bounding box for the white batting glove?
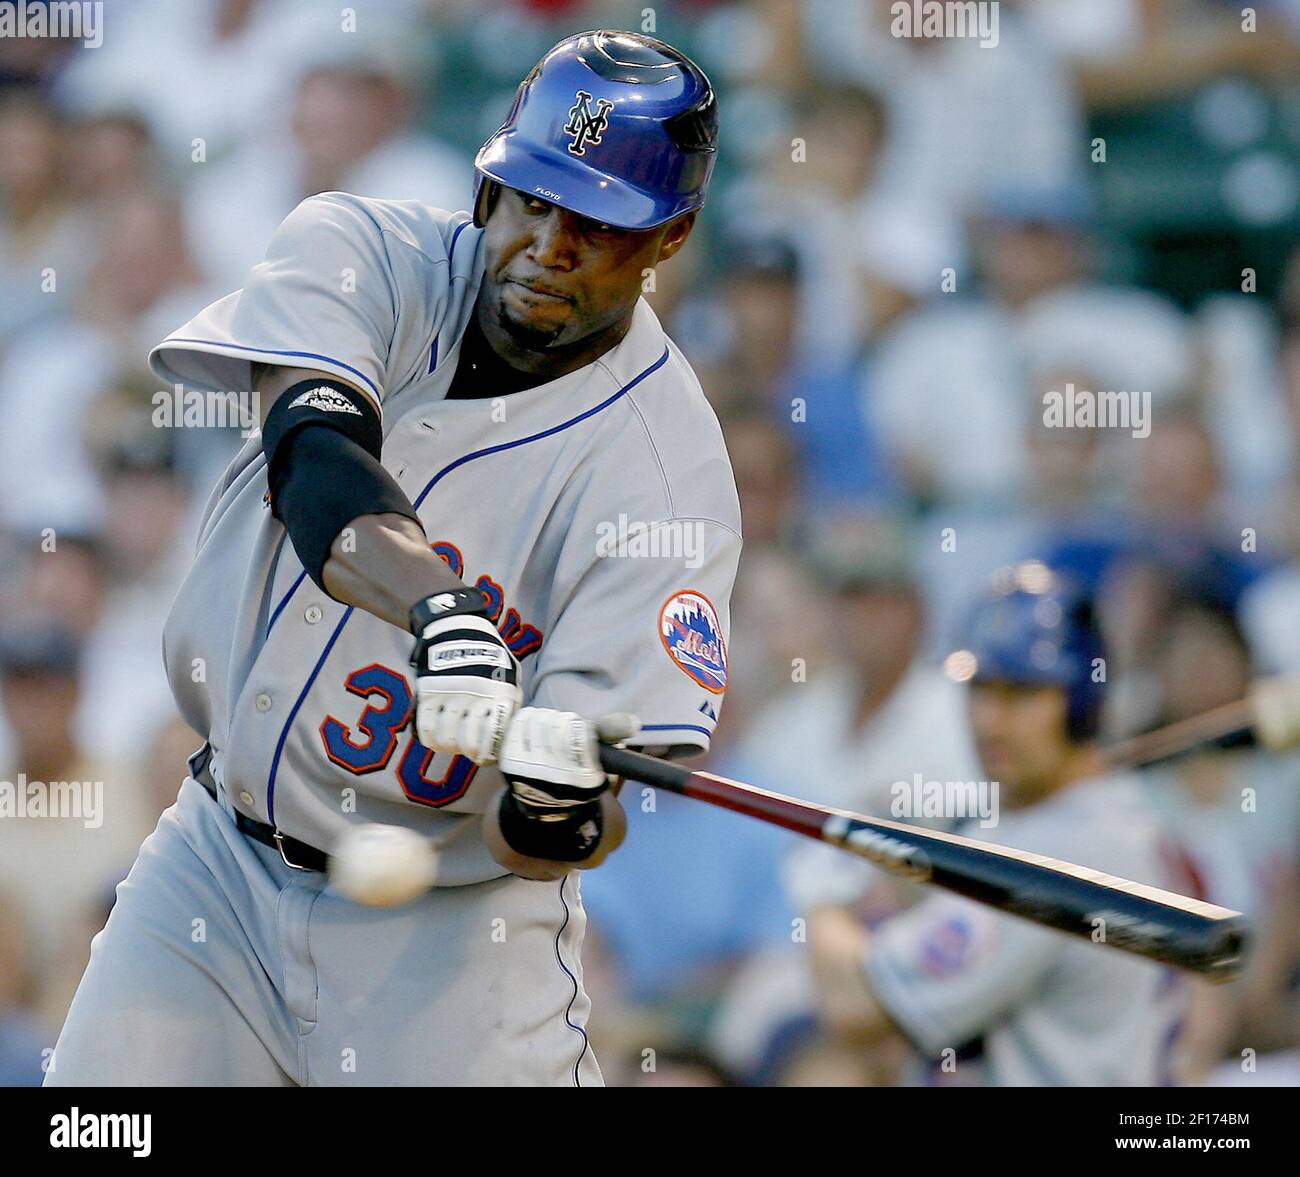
[498,708,607,811]
[494,708,633,863]
[410,589,522,765]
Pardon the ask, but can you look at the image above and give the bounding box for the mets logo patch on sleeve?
[659,590,728,694]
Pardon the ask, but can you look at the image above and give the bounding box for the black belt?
[188,743,329,873]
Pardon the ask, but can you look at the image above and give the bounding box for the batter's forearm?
[483,787,627,880]
[323,512,464,630]
[251,367,464,630]
[253,364,457,629]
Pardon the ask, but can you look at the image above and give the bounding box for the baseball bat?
[1105,673,1300,769]
[598,744,1247,980]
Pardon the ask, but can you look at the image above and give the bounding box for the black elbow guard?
[261,379,420,594]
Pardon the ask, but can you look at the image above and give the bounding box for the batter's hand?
[409,589,521,764]
[494,709,628,862]
[501,707,605,800]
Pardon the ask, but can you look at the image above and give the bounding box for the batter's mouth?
[507,278,574,303]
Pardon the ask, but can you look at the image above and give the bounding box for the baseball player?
[805,563,1192,1086]
[48,30,738,1087]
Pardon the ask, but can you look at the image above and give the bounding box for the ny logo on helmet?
[564,91,614,156]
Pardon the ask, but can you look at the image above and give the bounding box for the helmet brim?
[475,132,699,232]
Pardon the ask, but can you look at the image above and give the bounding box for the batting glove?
[496,708,624,862]
[410,588,521,765]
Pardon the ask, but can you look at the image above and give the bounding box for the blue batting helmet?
[473,29,718,231]
[946,561,1106,741]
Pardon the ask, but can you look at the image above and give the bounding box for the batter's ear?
[657,211,697,263]
[473,179,501,228]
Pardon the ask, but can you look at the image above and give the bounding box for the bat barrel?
[823,814,1248,979]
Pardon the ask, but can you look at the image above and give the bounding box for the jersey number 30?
[319,663,474,807]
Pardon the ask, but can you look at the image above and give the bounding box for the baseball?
[328,824,438,908]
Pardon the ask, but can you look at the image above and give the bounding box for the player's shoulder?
[274,191,477,270]
[592,299,740,532]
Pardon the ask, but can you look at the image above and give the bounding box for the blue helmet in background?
[946,561,1106,741]
[473,29,718,231]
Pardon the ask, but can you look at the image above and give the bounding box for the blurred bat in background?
[1105,673,1300,768]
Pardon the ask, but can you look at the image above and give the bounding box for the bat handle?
[599,743,691,793]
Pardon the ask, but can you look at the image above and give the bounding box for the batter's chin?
[497,304,566,350]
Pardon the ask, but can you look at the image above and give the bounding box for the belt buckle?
[273,830,314,872]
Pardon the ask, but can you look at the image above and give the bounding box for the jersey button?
[304,605,322,624]
[238,790,256,808]
[255,693,272,712]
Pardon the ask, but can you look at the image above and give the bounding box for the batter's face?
[967,681,1074,804]
[478,187,695,359]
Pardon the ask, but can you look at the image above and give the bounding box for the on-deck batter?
[803,563,1191,1086]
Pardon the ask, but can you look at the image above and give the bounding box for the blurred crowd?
[2,0,1300,1086]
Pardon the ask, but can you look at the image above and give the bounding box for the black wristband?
[497,789,604,863]
[409,587,492,636]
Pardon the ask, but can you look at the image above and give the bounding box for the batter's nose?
[527,210,579,271]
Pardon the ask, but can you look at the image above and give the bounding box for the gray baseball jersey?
[863,771,1190,1086]
[148,192,742,886]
